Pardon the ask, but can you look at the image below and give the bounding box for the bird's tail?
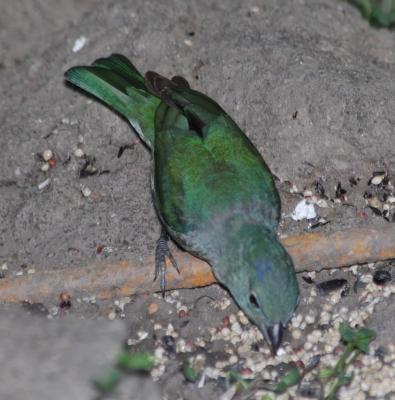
[65,54,160,148]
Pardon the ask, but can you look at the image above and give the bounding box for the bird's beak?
[267,322,284,355]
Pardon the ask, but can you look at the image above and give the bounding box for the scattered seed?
[72,36,87,53]
[74,148,84,158]
[81,186,92,197]
[41,163,50,172]
[38,178,51,190]
[148,302,159,314]
[108,311,116,320]
[42,149,53,161]
[368,171,386,186]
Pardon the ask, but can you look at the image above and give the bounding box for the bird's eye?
[249,293,259,308]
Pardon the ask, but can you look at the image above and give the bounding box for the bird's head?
[214,223,300,355]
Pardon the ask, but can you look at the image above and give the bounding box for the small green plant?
[181,360,199,382]
[92,351,154,397]
[319,323,376,400]
[344,0,395,27]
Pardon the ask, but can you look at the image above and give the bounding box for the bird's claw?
[154,230,179,297]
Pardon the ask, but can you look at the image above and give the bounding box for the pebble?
[1,263,8,271]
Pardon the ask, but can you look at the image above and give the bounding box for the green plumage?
[65,54,299,353]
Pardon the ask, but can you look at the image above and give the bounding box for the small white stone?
[81,186,91,197]
[74,148,85,158]
[41,163,50,172]
[27,268,35,274]
[184,39,193,46]
[15,271,23,276]
[292,199,316,221]
[72,36,87,53]
[1,263,8,271]
[42,149,53,161]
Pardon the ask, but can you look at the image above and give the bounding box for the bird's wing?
[149,73,281,248]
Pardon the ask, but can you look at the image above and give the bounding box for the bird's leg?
[154,228,179,296]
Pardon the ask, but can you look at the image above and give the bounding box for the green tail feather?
[65,54,160,147]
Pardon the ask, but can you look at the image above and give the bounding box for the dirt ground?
[0,0,394,399]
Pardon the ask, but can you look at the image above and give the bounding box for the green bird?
[65,54,299,354]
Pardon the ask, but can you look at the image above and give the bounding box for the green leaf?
[182,361,199,382]
[116,351,154,372]
[275,367,301,393]
[92,367,121,394]
[339,323,376,353]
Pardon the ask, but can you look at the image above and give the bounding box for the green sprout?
[181,360,199,383]
[319,323,376,400]
[92,351,154,397]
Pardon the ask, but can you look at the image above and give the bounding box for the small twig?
[0,224,394,303]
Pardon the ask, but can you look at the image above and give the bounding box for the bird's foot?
[154,229,179,297]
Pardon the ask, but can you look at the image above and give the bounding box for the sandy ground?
[0,0,394,399]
